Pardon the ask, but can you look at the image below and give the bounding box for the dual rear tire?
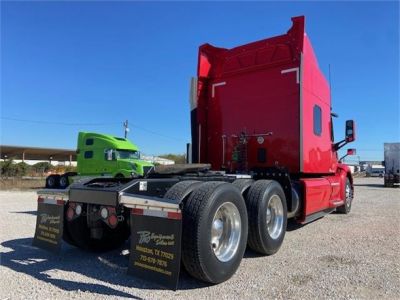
[46,175,60,189]
[46,172,76,189]
[166,179,287,284]
[167,181,248,284]
[181,182,248,284]
[62,179,288,284]
[245,180,287,255]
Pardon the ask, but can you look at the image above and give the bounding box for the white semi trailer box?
[384,143,400,187]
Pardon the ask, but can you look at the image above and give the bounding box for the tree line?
[0,160,76,177]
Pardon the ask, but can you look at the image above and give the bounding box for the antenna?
[123,120,129,138]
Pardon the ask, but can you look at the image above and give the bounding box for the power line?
[128,124,186,141]
[1,116,186,141]
[1,117,119,126]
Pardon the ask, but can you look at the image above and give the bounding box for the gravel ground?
[1,177,399,299]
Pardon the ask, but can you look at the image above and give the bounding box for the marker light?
[108,214,118,227]
[100,207,109,219]
[75,204,82,216]
[67,208,74,221]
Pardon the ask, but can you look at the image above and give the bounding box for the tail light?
[67,207,74,220]
[108,214,118,227]
[99,206,118,228]
[66,202,82,221]
[75,204,82,216]
[100,207,109,219]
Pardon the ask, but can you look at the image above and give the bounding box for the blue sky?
[1,1,399,160]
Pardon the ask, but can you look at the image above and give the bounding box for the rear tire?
[46,175,60,189]
[182,181,248,284]
[246,180,287,255]
[232,179,254,197]
[337,178,353,214]
[164,180,202,202]
[59,175,69,189]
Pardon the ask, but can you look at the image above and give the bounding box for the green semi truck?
[46,132,154,189]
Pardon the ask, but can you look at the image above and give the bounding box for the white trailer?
[384,143,400,187]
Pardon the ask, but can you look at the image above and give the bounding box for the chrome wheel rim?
[345,184,352,208]
[211,202,241,262]
[266,195,284,240]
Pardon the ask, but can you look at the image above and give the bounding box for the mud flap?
[32,197,64,253]
[128,208,182,290]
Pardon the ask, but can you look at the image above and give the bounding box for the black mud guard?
[124,194,182,290]
[32,197,65,253]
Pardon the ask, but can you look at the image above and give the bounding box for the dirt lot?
[0,178,45,190]
[0,177,399,299]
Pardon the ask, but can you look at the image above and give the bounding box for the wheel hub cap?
[346,184,352,208]
[266,195,284,240]
[211,202,241,262]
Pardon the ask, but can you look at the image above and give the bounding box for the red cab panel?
[192,16,339,175]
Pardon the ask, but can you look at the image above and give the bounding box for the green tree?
[16,162,30,176]
[65,165,77,172]
[32,162,53,174]
[0,159,18,177]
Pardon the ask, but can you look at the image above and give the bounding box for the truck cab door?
[102,149,116,176]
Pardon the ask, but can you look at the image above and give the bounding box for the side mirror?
[345,120,356,142]
[331,112,339,118]
[106,150,113,161]
[339,148,357,162]
[347,148,356,155]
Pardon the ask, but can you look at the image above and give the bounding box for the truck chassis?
[33,164,353,289]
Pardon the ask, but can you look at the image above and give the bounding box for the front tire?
[246,180,287,255]
[182,182,248,284]
[337,178,353,214]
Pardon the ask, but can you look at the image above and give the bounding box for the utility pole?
[123,120,129,138]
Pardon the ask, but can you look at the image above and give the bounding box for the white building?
[141,155,175,165]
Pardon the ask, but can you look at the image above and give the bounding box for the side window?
[86,138,94,145]
[313,105,322,136]
[84,151,93,159]
[104,149,115,160]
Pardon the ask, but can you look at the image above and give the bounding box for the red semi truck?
[33,16,356,289]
